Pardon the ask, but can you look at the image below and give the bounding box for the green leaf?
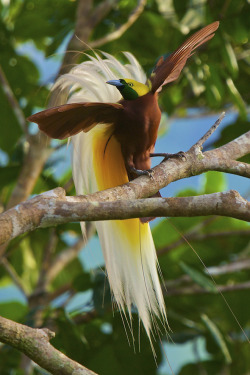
[0,301,28,321]
[203,171,227,194]
[221,42,238,77]
[201,314,232,364]
[226,78,247,119]
[206,83,222,107]
[180,261,217,293]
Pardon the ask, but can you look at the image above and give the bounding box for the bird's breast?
[119,93,161,142]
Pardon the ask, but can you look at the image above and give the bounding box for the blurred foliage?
[0,0,249,374]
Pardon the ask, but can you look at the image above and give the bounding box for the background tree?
[0,0,249,374]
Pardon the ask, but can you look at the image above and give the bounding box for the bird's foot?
[150,151,186,162]
[130,167,154,179]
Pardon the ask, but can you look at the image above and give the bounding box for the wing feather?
[149,21,219,93]
[27,102,123,139]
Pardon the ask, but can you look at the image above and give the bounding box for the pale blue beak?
[106,79,124,87]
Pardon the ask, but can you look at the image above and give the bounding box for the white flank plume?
[50,52,167,342]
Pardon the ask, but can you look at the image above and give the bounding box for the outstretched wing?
[27,102,123,139]
[148,21,219,93]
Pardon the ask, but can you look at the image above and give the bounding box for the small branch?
[213,131,250,161]
[56,0,117,77]
[90,0,147,48]
[0,316,98,375]
[0,188,249,245]
[165,280,250,296]
[191,112,225,150]
[207,257,250,276]
[90,0,118,28]
[158,228,250,256]
[35,228,58,294]
[0,258,28,296]
[0,65,27,135]
[45,237,85,286]
[6,134,52,210]
[209,159,250,178]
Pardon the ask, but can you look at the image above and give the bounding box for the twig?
[207,258,250,276]
[0,65,27,135]
[158,229,250,256]
[0,316,98,375]
[6,134,52,210]
[56,0,117,77]
[0,258,28,296]
[90,0,147,48]
[45,237,85,286]
[165,280,250,296]
[35,228,58,294]
[192,112,225,150]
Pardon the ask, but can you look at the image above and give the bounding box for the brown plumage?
[28,22,219,179]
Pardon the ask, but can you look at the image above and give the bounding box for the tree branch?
[90,0,147,48]
[1,258,28,296]
[45,237,85,286]
[0,189,249,246]
[57,0,117,77]
[6,134,52,210]
[158,228,250,256]
[0,316,98,375]
[166,280,250,296]
[192,111,225,149]
[0,65,27,135]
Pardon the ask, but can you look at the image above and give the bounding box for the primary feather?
[149,21,219,93]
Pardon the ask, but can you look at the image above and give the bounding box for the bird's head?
[106,78,150,100]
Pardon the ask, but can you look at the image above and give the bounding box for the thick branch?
[0,316,98,375]
[0,188,249,245]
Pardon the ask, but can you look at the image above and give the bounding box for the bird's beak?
[106,80,124,87]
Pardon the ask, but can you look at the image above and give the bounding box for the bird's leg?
[129,167,153,178]
[150,151,186,161]
[126,154,154,179]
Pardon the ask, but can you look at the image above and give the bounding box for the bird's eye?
[128,83,133,87]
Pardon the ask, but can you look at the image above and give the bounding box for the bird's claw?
[169,151,187,161]
[130,167,154,179]
[146,169,154,179]
[150,151,187,162]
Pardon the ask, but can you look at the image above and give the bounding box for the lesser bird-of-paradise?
[28,21,219,347]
